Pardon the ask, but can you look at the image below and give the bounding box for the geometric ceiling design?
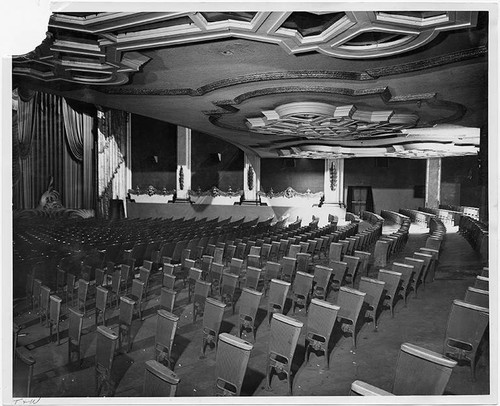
[12,10,487,160]
[12,11,478,85]
[246,102,420,140]
[274,125,480,159]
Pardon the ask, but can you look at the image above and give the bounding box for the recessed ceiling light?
[221,50,234,56]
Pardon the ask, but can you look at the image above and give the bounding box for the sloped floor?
[12,223,490,401]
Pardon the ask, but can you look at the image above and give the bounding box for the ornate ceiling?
[12,10,488,159]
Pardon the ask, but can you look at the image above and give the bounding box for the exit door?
[347,186,374,215]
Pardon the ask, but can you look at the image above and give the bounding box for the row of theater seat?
[351,218,489,396]
[14,214,349,396]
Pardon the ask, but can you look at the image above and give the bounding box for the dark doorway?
[347,186,374,215]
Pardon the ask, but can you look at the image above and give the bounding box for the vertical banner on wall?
[97,108,129,218]
[323,158,344,207]
[244,153,260,201]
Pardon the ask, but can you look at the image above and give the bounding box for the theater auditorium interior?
[7,8,497,403]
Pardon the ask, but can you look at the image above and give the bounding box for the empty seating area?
[12,205,490,399]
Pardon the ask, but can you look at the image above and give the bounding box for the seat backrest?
[95,268,105,286]
[13,348,36,397]
[68,307,84,342]
[296,252,311,273]
[343,255,360,279]
[213,247,224,264]
[265,262,281,280]
[96,325,118,370]
[392,263,414,287]
[464,287,489,308]
[203,298,226,334]
[260,243,272,262]
[239,288,263,321]
[215,333,253,396]
[249,246,261,257]
[288,244,301,258]
[188,267,203,282]
[403,257,425,283]
[40,285,51,310]
[281,257,297,278]
[131,278,145,299]
[49,295,62,323]
[306,298,339,340]
[111,270,121,292]
[293,271,314,297]
[378,270,402,299]
[313,265,332,289]
[234,243,246,259]
[373,241,390,267]
[337,287,366,322]
[350,380,394,396]
[268,279,290,309]
[143,360,180,397]
[330,260,347,284]
[329,242,343,262]
[121,264,131,283]
[245,267,262,290]
[183,258,196,273]
[247,254,261,269]
[413,252,432,279]
[358,277,385,310]
[224,245,237,262]
[222,272,239,294]
[160,287,176,312]
[201,255,214,273]
[445,299,489,355]
[474,275,489,291]
[393,342,457,395]
[156,309,180,349]
[229,258,244,276]
[119,296,135,326]
[163,263,175,275]
[194,279,211,302]
[353,250,371,275]
[269,313,303,360]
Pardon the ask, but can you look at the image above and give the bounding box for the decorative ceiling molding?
[12,11,482,86]
[270,125,480,159]
[13,32,151,85]
[48,11,477,59]
[206,86,466,132]
[244,101,419,141]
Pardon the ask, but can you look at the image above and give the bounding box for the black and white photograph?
[3,2,498,404]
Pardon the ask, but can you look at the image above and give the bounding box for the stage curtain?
[13,91,91,209]
[14,91,38,208]
[97,108,129,218]
[62,97,94,208]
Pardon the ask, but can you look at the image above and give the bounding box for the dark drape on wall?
[97,108,130,219]
[12,90,95,210]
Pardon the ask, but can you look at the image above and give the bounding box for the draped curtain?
[97,108,129,218]
[62,98,94,208]
[12,90,95,210]
[13,90,38,208]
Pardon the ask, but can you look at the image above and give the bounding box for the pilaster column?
[323,158,344,206]
[176,126,191,200]
[244,153,261,201]
[425,157,441,208]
